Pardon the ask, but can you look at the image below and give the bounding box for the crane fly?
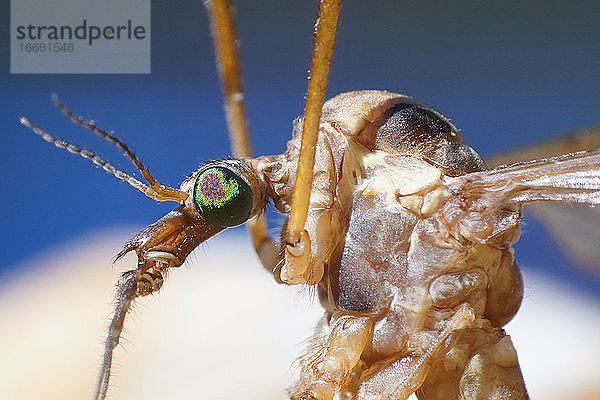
[19,1,600,399]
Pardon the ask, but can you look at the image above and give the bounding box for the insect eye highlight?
[193,166,253,227]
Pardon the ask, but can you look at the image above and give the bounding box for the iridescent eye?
[193,166,253,227]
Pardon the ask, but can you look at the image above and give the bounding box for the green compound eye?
[193,166,253,227]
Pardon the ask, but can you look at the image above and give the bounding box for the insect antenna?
[20,99,187,203]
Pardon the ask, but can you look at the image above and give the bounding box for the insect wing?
[485,126,600,168]
[486,127,600,271]
[525,203,600,270]
[449,150,600,217]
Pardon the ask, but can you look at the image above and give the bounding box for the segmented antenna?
[21,98,188,202]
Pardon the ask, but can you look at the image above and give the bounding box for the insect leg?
[204,0,278,271]
[357,304,476,400]
[285,0,340,258]
[414,331,528,400]
[204,0,252,159]
[278,133,339,284]
[292,314,373,400]
[457,334,528,400]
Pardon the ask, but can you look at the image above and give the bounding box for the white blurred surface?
[1,229,599,399]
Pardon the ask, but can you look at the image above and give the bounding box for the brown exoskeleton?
[20,1,600,399]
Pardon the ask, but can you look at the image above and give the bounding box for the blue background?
[2,1,600,292]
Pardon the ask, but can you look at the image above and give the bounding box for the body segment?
[24,89,600,399]
[261,91,529,399]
